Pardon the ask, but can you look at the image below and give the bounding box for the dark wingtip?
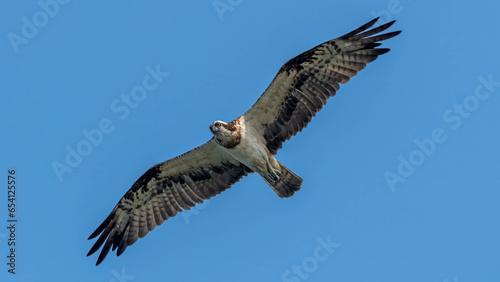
[96,240,112,266]
[87,220,113,260]
[392,30,402,36]
[96,254,106,266]
[88,226,101,240]
[377,20,396,31]
[368,17,380,25]
[368,30,402,43]
[386,20,396,26]
[361,48,391,55]
[385,30,402,40]
[117,241,128,256]
[361,17,380,30]
[377,48,391,55]
[341,17,381,38]
[88,231,99,240]
[88,211,115,240]
[87,240,102,257]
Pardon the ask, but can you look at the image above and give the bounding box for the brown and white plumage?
[244,18,400,154]
[87,140,252,265]
[87,17,400,265]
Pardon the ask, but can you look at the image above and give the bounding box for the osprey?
[88,17,400,265]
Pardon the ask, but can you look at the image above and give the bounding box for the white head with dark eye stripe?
[209,120,242,148]
[209,120,226,135]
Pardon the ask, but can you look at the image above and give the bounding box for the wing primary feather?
[87,219,114,256]
[243,17,400,155]
[358,31,402,45]
[88,140,253,264]
[88,210,114,240]
[347,20,396,40]
[96,229,116,265]
[353,48,390,56]
[117,225,130,256]
[138,205,148,238]
[340,17,380,38]
[145,202,155,231]
[112,226,127,252]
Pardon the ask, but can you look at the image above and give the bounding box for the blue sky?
[1,0,500,281]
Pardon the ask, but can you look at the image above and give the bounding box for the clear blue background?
[1,1,499,281]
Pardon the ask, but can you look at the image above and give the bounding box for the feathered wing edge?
[243,18,401,154]
[86,139,252,265]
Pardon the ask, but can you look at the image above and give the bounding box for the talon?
[268,169,281,183]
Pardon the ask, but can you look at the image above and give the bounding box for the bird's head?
[209,120,242,148]
[209,120,227,136]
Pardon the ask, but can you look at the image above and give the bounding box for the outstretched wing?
[87,139,252,265]
[243,18,401,154]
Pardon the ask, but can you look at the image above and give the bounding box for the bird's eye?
[215,122,221,127]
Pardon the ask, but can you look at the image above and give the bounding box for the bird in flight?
[87,17,400,265]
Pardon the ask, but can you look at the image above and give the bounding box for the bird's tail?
[264,161,303,198]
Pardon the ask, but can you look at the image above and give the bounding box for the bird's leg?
[262,154,282,185]
[266,166,281,185]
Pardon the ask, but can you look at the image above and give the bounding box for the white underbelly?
[224,135,269,173]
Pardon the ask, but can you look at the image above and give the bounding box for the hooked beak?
[209,125,215,134]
